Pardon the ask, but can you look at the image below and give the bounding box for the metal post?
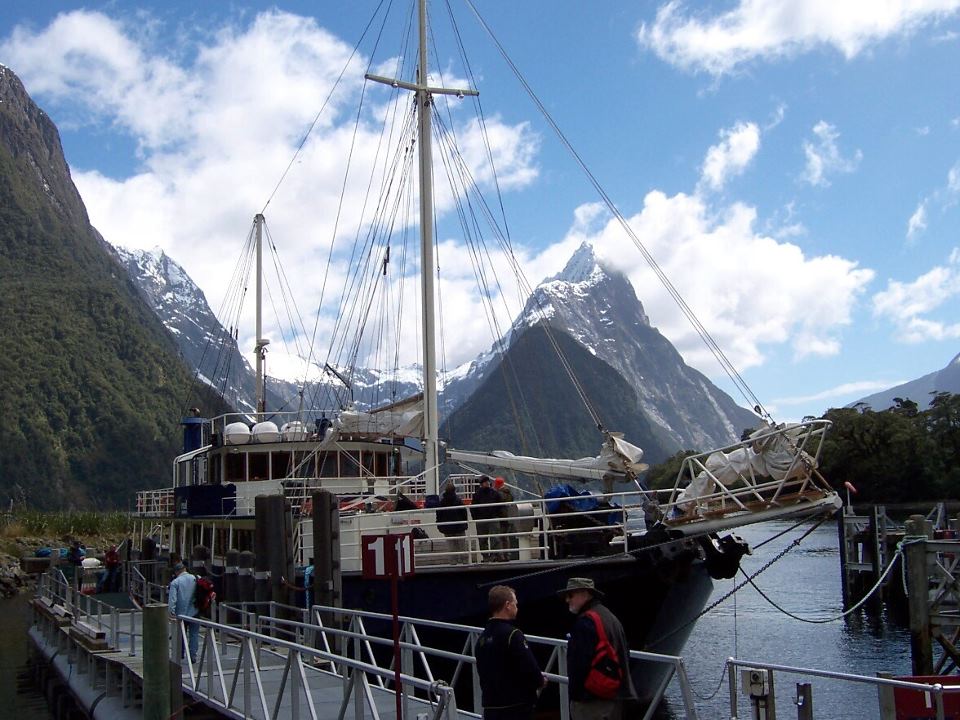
[143,605,171,720]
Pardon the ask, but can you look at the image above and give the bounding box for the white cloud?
[801,121,861,186]
[907,200,928,240]
[773,380,907,407]
[565,192,874,372]
[1,9,540,371]
[872,249,960,341]
[637,0,960,75]
[698,121,760,192]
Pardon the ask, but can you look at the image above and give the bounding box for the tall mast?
[253,213,269,416]
[365,0,476,495]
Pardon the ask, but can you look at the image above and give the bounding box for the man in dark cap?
[559,577,636,719]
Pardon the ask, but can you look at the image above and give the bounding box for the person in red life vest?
[560,577,637,720]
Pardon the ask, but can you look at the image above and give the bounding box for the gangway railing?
[215,600,700,720]
[174,611,460,720]
[725,657,960,720]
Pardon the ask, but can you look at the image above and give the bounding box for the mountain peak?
[552,242,606,285]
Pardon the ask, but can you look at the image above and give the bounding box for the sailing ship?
[133,0,841,702]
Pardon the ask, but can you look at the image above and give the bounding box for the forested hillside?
[0,66,228,509]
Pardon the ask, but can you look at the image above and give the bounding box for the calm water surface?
[0,592,51,719]
[660,519,912,719]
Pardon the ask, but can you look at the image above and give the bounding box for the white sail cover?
[448,432,646,482]
[676,422,816,508]
[338,395,424,437]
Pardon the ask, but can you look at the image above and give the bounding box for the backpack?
[582,610,623,699]
[193,576,216,614]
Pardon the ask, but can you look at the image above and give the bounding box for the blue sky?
[1,1,959,424]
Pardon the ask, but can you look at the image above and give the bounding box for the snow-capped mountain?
[119,240,757,454]
[115,246,423,414]
[458,242,759,452]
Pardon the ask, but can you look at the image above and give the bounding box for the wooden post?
[143,604,171,720]
[838,507,851,610]
[868,505,884,612]
[876,672,896,719]
[313,490,342,649]
[904,515,933,675]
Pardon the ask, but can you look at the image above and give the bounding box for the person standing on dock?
[560,577,636,720]
[168,562,199,663]
[475,585,546,719]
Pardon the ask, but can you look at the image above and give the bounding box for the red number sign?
[361,533,416,579]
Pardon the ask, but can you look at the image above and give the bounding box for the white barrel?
[224,422,251,445]
[252,421,280,443]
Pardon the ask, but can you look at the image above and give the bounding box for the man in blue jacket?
[475,585,546,719]
[169,562,199,663]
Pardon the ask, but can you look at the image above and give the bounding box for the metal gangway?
[32,570,701,720]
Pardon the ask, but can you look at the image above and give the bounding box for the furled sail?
[339,394,424,437]
[448,432,647,482]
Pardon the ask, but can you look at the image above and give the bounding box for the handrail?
[218,600,699,720]
[725,657,960,720]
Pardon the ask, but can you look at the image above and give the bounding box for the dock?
[27,569,700,720]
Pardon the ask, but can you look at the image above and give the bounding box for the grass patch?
[1,510,133,538]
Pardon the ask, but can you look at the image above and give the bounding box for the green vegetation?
[0,72,230,510]
[817,392,960,503]
[0,510,133,538]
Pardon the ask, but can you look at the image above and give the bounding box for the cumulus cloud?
[698,121,760,192]
[563,192,874,372]
[801,121,861,186]
[872,249,960,342]
[637,0,960,75]
[1,9,540,371]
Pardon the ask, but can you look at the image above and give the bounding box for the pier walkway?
[29,570,699,720]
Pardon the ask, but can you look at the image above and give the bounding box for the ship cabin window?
[272,450,294,479]
[318,451,339,477]
[249,452,269,481]
[291,451,314,477]
[344,451,361,478]
[225,452,245,483]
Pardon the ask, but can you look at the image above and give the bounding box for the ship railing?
[664,419,835,523]
[283,475,427,515]
[174,604,461,720]
[136,487,175,516]
[724,657,960,720]
[209,600,699,719]
[35,569,144,657]
[329,485,643,569]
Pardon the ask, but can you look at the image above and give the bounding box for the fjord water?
[660,519,912,719]
[1,593,51,718]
